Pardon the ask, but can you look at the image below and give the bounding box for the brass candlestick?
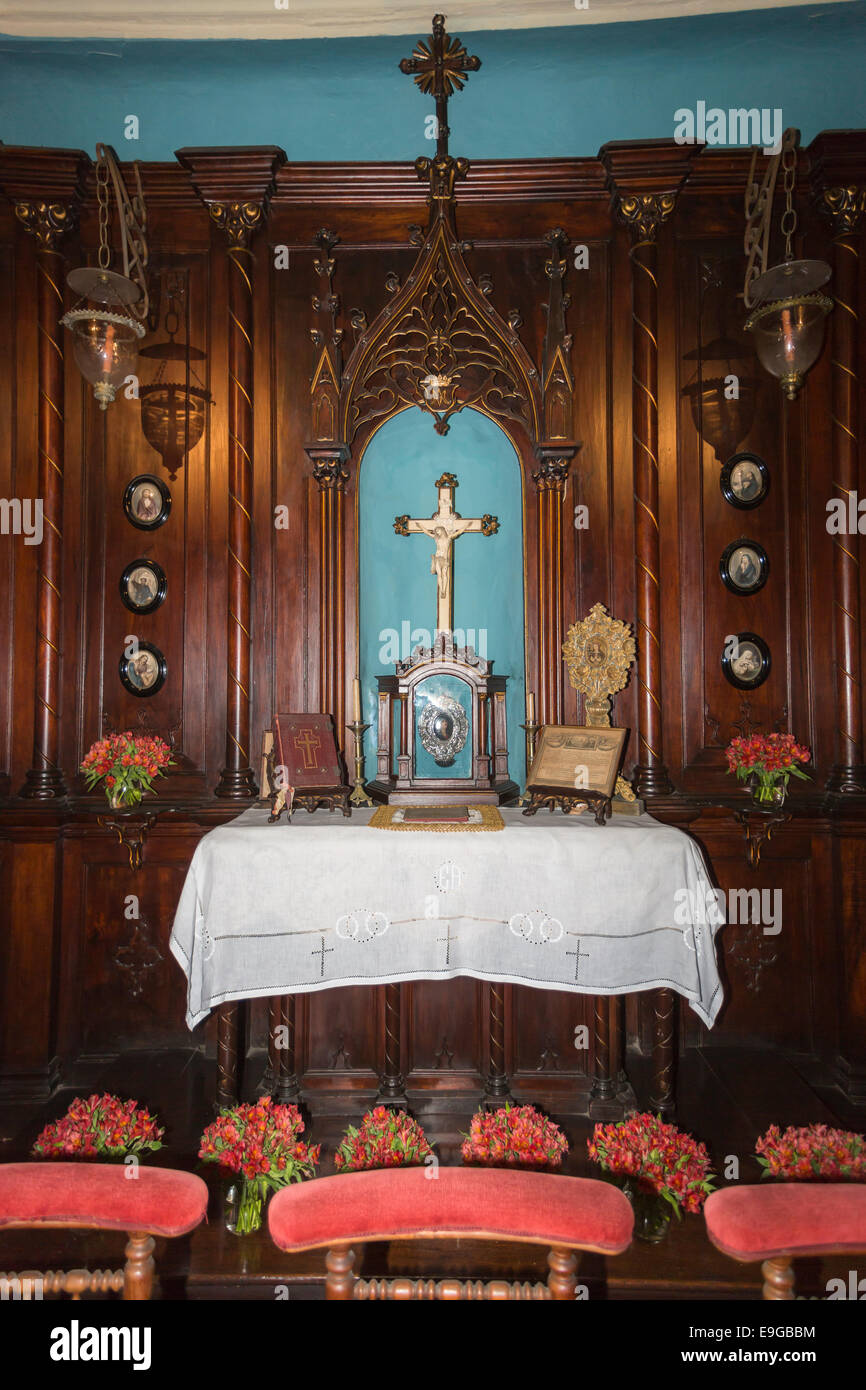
[347,720,374,806]
[518,718,540,805]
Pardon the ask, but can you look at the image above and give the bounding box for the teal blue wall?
[1,4,865,160]
[359,407,525,788]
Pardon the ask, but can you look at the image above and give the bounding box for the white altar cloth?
[170,807,725,1029]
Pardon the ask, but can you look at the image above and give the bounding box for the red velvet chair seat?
[0,1163,208,1237]
[269,1166,633,1254]
[705,1183,866,1260]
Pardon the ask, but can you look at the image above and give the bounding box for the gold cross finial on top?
[399,14,481,159]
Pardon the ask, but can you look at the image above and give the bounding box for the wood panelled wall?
[0,135,864,1108]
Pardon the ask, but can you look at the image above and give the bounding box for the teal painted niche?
[359,406,525,788]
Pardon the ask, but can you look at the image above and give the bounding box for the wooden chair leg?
[761,1255,795,1300]
[123,1233,155,1301]
[325,1244,356,1300]
[547,1246,578,1300]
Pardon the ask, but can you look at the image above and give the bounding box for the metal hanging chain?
[780,137,798,263]
[94,142,150,320]
[743,127,798,308]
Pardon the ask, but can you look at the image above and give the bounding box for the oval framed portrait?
[123,475,171,530]
[720,452,769,510]
[119,558,167,615]
[719,539,769,595]
[722,631,771,691]
[119,642,167,698]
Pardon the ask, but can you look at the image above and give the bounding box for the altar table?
[170,806,724,1113]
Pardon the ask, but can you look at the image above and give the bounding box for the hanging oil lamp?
[61,144,149,410]
[743,129,832,399]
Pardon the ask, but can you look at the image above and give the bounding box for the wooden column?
[212,203,261,799]
[533,450,574,724]
[482,982,512,1110]
[177,146,285,799]
[307,447,350,745]
[11,183,84,798]
[603,143,690,799]
[376,982,408,1109]
[270,994,300,1104]
[816,177,866,794]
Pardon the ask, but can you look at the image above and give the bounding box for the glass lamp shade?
[61,308,145,410]
[744,292,833,400]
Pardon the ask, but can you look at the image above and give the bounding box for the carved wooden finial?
[399,14,481,160]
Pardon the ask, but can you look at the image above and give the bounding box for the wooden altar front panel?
[0,138,865,1108]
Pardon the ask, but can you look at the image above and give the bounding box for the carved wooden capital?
[209,200,264,248]
[817,185,866,236]
[14,199,78,249]
[615,192,677,242]
[308,448,350,492]
[533,456,572,493]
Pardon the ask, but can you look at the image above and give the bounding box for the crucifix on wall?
[394,472,499,635]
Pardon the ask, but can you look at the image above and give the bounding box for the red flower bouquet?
[198,1097,320,1234]
[32,1093,164,1160]
[755,1124,865,1181]
[81,732,174,809]
[588,1112,715,1219]
[461,1103,568,1170]
[725,732,810,806]
[334,1106,433,1173]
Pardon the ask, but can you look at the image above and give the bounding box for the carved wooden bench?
[269,1166,633,1300]
[0,1162,208,1300]
[705,1183,866,1299]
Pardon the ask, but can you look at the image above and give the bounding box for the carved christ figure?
[394,473,499,635]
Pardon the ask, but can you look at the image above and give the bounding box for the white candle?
[353,677,362,724]
[526,690,535,723]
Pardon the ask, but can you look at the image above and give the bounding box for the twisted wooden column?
[216,1002,239,1108]
[376,982,407,1108]
[616,194,676,799]
[212,202,261,800]
[648,986,676,1119]
[270,994,300,1104]
[533,451,573,724]
[15,202,77,799]
[308,448,350,745]
[482,982,512,1109]
[818,185,866,794]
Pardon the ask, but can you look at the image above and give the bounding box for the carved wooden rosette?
[614,188,677,798]
[210,201,262,798]
[816,181,866,794]
[533,450,575,723]
[13,193,83,797]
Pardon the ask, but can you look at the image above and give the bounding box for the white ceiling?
[0,0,850,41]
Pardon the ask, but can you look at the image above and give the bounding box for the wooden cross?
[399,14,481,159]
[394,472,499,636]
[294,728,321,770]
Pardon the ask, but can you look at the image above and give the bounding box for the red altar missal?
[273,713,344,789]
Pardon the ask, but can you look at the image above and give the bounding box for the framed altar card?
[527,725,627,798]
[272,712,344,789]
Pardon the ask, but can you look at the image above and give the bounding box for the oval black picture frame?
[123,474,171,531]
[119,558,167,615]
[719,538,769,596]
[721,631,771,691]
[720,452,769,510]
[119,641,167,698]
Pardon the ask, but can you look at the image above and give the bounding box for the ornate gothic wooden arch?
[305,15,578,751]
